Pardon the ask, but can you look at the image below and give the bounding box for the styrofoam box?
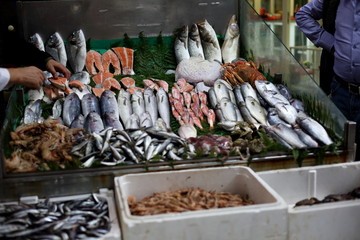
[115,166,288,240]
[1,188,121,240]
[258,162,360,240]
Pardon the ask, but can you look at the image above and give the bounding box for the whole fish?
[267,108,291,127]
[219,98,237,122]
[70,114,85,128]
[103,112,124,130]
[126,113,140,129]
[140,112,153,128]
[275,103,298,125]
[241,82,260,103]
[208,88,218,109]
[290,98,305,112]
[174,25,190,64]
[100,90,119,119]
[144,87,158,124]
[293,127,319,148]
[84,112,104,133]
[63,93,81,127]
[258,90,290,107]
[82,93,101,117]
[29,33,45,52]
[268,123,307,149]
[23,99,43,124]
[67,29,86,73]
[156,87,171,128]
[52,98,64,119]
[255,80,280,94]
[245,96,268,125]
[197,19,222,62]
[296,116,333,145]
[213,79,232,103]
[221,15,240,63]
[46,32,67,66]
[233,85,245,105]
[277,84,292,100]
[69,71,90,85]
[131,89,145,118]
[188,23,204,59]
[27,88,44,102]
[117,89,132,126]
[238,101,258,124]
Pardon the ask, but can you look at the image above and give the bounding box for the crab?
[221,60,267,87]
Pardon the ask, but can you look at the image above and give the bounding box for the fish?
[86,50,104,75]
[293,127,319,148]
[297,116,333,145]
[62,93,81,127]
[238,101,258,124]
[29,33,45,52]
[245,96,268,125]
[233,85,245,105]
[126,113,140,129]
[188,23,204,59]
[81,93,101,117]
[72,85,91,100]
[22,100,43,124]
[103,112,124,130]
[267,123,307,149]
[221,15,240,63]
[45,32,67,66]
[84,112,104,133]
[112,47,135,75]
[131,89,146,118]
[213,79,232,103]
[66,29,86,73]
[70,114,85,128]
[156,87,171,128]
[255,80,280,94]
[140,112,153,128]
[197,19,222,62]
[144,87,158,124]
[52,98,64,119]
[241,82,260,103]
[100,90,119,119]
[258,89,290,107]
[219,98,237,122]
[208,88,218,108]
[27,88,44,102]
[277,84,292,100]
[117,89,133,126]
[267,108,291,127]
[102,49,121,75]
[69,71,90,85]
[178,123,197,138]
[275,103,298,125]
[290,98,305,112]
[174,25,190,64]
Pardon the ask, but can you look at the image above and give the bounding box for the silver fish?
[275,103,298,125]
[100,90,119,119]
[245,96,268,125]
[219,98,237,122]
[70,114,85,128]
[197,19,222,62]
[277,84,292,100]
[290,98,305,112]
[268,124,307,149]
[208,88,218,108]
[140,112,153,128]
[29,33,45,52]
[267,108,291,127]
[233,85,245,104]
[72,85,91,100]
[27,88,44,102]
[297,116,333,145]
[258,89,290,107]
[241,82,260,103]
[221,15,240,63]
[255,80,281,94]
[63,93,81,126]
[174,25,190,64]
[294,127,319,148]
[46,32,67,66]
[213,79,231,103]
[66,29,86,73]
[144,87,158,124]
[69,71,90,85]
[156,87,171,128]
[238,101,258,124]
[117,89,132,126]
[84,112,104,133]
[103,112,123,130]
[131,89,145,118]
[188,23,204,59]
[22,99,43,124]
[52,98,63,119]
[126,113,140,129]
[82,93,101,118]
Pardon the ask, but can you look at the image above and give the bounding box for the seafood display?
[0,194,111,239]
[128,187,254,216]
[294,186,360,207]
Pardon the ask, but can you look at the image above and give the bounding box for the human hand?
[8,66,45,89]
[46,59,71,79]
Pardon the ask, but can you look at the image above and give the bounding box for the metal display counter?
[0,0,355,201]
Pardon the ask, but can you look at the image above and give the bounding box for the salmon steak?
[112,47,135,75]
[86,50,104,75]
[92,72,114,85]
[102,49,121,75]
[120,77,136,88]
[49,76,68,90]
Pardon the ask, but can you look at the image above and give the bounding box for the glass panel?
[239,0,347,138]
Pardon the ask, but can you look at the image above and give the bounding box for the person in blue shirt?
[296,0,360,160]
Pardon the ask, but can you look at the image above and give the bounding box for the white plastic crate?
[258,162,360,240]
[115,166,287,240]
[0,188,121,240]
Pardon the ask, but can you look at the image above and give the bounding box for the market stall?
[0,0,357,238]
